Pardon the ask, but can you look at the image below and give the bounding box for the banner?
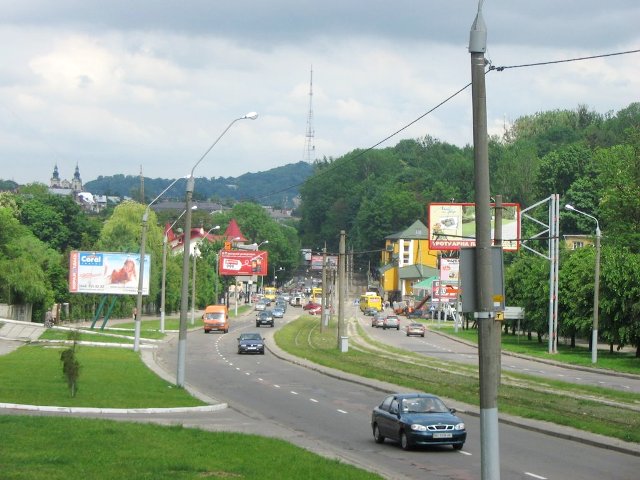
[310,254,338,270]
[219,250,268,276]
[429,202,520,251]
[69,251,150,295]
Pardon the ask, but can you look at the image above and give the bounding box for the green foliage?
[60,331,81,397]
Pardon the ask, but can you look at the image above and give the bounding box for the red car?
[307,304,322,315]
[303,301,321,311]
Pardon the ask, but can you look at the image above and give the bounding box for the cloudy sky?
[1,1,639,186]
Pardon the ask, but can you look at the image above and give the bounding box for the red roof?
[223,219,247,242]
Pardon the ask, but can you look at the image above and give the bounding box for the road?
[152,306,640,480]
[361,311,640,394]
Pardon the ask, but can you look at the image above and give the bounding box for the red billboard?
[218,250,268,276]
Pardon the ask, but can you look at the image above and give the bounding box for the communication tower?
[303,66,315,163]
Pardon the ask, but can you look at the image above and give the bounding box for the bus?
[311,287,323,302]
[360,293,382,312]
[264,286,277,301]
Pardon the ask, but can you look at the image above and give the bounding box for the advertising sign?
[219,250,268,276]
[310,255,338,270]
[431,280,459,303]
[440,258,459,282]
[428,202,520,251]
[69,251,150,295]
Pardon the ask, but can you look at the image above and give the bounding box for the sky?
[1,1,639,186]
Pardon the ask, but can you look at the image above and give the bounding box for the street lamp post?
[135,175,188,351]
[565,204,601,364]
[161,205,197,333]
[258,240,269,293]
[191,225,220,325]
[177,112,257,387]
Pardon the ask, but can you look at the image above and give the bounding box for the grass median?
[274,315,640,444]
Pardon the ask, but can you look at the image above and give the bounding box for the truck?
[290,295,304,307]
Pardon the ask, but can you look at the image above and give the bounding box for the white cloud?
[0,1,638,185]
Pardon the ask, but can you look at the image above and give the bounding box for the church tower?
[50,164,61,188]
[71,164,83,192]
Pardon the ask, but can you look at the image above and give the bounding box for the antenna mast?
[303,66,315,163]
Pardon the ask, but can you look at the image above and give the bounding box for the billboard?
[69,251,150,295]
[310,254,338,270]
[428,202,520,251]
[219,250,268,276]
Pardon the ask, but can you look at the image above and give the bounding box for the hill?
[84,161,314,207]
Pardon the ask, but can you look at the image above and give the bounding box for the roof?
[398,264,438,280]
[223,219,247,242]
[385,220,429,241]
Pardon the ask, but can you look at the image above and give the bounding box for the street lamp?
[565,204,601,364]
[177,111,258,387]
[258,240,268,293]
[161,205,197,333]
[191,225,220,324]
[273,266,284,287]
[135,175,188,352]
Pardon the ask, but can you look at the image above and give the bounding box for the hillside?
[84,161,314,207]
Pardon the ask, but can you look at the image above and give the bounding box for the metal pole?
[191,249,197,325]
[160,233,168,333]
[321,244,327,332]
[470,3,501,479]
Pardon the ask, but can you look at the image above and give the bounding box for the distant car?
[237,333,265,354]
[272,306,285,318]
[275,300,287,312]
[371,393,466,450]
[307,304,322,315]
[363,307,377,316]
[303,301,321,311]
[407,308,429,319]
[405,322,426,337]
[371,312,386,328]
[254,300,267,311]
[256,310,274,327]
[382,315,400,330]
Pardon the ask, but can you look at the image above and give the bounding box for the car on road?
[303,301,321,311]
[237,332,265,354]
[272,306,285,318]
[256,310,274,327]
[405,322,426,337]
[382,315,400,330]
[407,308,429,319]
[307,303,322,315]
[254,300,268,311]
[363,307,378,316]
[371,312,386,328]
[371,393,466,451]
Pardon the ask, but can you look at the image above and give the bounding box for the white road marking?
[337,409,348,414]
[310,398,319,403]
[524,472,547,479]
[291,391,299,395]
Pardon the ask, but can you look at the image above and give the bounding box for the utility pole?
[470,3,501,479]
[338,230,347,351]
[321,244,327,333]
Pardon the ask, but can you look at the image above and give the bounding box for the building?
[563,234,595,250]
[379,220,438,303]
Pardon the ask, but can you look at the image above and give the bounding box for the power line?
[490,48,640,72]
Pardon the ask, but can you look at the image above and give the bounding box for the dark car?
[256,310,274,327]
[407,308,429,319]
[371,393,466,450]
[405,322,426,337]
[363,307,378,316]
[237,333,265,354]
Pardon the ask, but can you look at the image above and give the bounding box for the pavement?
[1,316,639,458]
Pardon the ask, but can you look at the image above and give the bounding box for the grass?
[0,345,204,408]
[0,415,382,480]
[274,316,640,444]
[433,323,640,374]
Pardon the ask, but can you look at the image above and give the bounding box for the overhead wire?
[250,47,640,203]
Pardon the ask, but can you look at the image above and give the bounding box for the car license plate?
[433,433,453,439]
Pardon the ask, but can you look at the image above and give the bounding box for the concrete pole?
[338,230,346,351]
[321,245,327,332]
[470,4,501,479]
[593,225,601,363]
[177,178,194,387]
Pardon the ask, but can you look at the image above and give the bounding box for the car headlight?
[410,424,427,432]
[455,423,465,430]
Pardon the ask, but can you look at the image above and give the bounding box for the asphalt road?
[150,306,640,480]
